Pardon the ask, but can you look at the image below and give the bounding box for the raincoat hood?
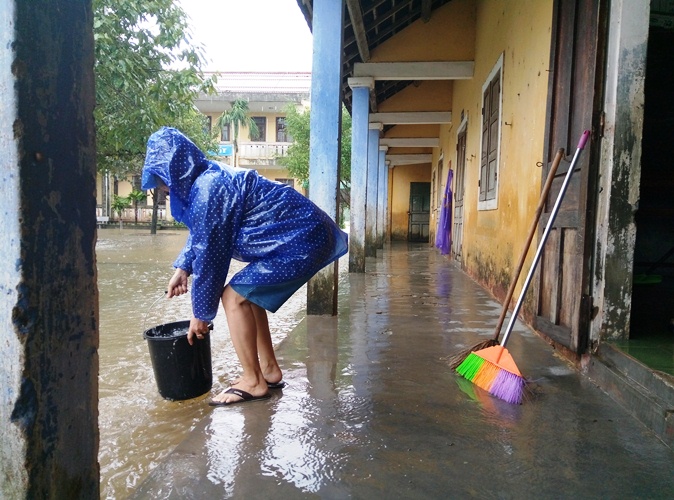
[141,127,210,223]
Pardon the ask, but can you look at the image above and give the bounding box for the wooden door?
[408,182,430,242]
[535,0,606,354]
[452,127,467,259]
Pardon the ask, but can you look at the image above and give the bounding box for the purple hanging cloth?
[435,169,453,255]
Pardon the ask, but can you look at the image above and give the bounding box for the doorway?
[621,23,674,375]
[452,124,467,259]
[408,182,430,242]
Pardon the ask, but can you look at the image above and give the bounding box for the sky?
[179,0,314,72]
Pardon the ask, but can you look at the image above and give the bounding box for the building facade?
[299,0,674,446]
[96,71,311,222]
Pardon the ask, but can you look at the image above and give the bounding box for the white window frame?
[478,53,503,211]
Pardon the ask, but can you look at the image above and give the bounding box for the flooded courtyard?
[96,229,308,499]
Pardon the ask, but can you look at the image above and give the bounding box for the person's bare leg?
[211,286,269,404]
[250,304,283,385]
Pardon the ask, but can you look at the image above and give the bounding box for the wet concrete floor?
[130,243,674,499]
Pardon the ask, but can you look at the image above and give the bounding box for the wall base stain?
[467,250,537,323]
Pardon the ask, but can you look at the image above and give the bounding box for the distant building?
[196,71,311,191]
[96,71,311,223]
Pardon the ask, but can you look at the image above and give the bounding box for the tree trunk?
[150,189,159,235]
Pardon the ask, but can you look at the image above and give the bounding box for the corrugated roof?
[205,71,312,94]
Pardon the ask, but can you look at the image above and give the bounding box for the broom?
[456,130,591,404]
[448,147,565,370]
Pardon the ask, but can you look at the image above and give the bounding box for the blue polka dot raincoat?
[141,127,348,320]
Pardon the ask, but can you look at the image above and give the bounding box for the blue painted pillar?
[377,146,388,249]
[307,0,345,315]
[347,77,374,272]
[384,161,391,243]
[366,123,381,257]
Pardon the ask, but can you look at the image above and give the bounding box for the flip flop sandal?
[208,388,272,407]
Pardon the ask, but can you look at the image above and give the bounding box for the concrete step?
[586,343,674,449]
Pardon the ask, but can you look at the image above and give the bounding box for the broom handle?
[490,148,565,341]
[500,130,591,348]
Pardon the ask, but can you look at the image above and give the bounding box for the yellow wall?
[448,0,553,297]
[389,164,432,240]
[116,182,133,198]
[374,0,553,302]
[379,81,453,113]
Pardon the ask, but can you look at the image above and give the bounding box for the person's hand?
[167,268,189,298]
[188,317,210,345]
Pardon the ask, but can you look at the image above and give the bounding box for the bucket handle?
[142,291,169,334]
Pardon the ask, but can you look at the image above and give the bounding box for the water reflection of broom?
[455,130,591,404]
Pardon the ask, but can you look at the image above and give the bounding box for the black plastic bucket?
[143,320,213,401]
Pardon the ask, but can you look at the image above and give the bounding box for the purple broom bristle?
[489,369,526,404]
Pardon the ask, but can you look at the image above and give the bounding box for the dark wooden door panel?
[409,182,430,242]
[535,0,605,353]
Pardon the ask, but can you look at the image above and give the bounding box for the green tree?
[93,0,217,179]
[215,99,259,167]
[111,195,130,227]
[279,105,351,208]
[128,189,148,224]
[94,0,219,233]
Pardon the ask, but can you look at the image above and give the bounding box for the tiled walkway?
[131,243,674,499]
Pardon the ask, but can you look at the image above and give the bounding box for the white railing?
[238,142,289,160]
[97,206,167,223]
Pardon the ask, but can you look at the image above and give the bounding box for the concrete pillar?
[307,0,345,315]
[377,146,388,249]
[366,123,381,257]
[348,77,374,272]
[0,1,99,497]
[384,160,393,243]
[385,161,392,242]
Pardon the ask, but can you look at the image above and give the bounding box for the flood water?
[97,229,308,499]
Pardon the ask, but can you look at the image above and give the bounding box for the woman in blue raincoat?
[142,127,348,406]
